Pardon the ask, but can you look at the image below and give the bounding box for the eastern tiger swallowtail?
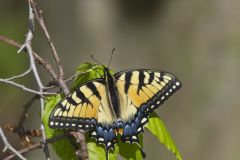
[49,67,181,159]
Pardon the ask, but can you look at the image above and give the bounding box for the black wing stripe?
[86,82,101,100]
[124,72,132,94]
[66,97,78,106]
[148,72,154,84]
[76,88,89,103]
[138,71,145,93]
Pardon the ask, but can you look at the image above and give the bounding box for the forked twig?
[0,127,27,160]
[0,0,89,159]
[3,134,68,160]
[17,0,50,158]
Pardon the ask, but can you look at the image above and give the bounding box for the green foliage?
[43,94,77,160]
[72,63,106,89]
[43,62,182,160]
[118,134,143,160]
[87,136,118,160]
[146,112,183,160]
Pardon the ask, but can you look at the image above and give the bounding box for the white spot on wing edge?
[98,138,104,142]
[50,122,54,126]
[141,117,147,124]
[107,142,111,147]
[92,131,97,136]
[176,82,180,86]
[137,127,142,132]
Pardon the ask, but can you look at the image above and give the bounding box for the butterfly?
[49,67,181,159]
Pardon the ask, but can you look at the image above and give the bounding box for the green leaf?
[87,136,118,160]
[118,134,143,160]
[146,112,183,160]
[72,63,105,89]
[43,94,77,160]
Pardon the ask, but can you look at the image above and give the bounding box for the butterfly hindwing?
[114,70,181,144]
[49,79,105,130]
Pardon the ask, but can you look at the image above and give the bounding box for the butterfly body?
[49,67,182,158]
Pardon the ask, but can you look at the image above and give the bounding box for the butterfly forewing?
[114,70,182,143]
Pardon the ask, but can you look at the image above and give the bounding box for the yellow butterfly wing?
[114,70,181,143]
[49,79,114,130]
[49,78,118,151]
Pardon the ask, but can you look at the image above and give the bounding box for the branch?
[31,2,64,80]
[0,35,58,82]
[0,78,55,96]
[3,134,68,160]
[0,0,89,159]
[5,67,32,81]
[30,3,88,159]
[0,127,27,160]
[18,95,39,128]
[18,0,50,159]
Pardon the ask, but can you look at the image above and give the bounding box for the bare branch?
[3,134,68,160]
[18,0,50,159]
[18,95,39,127]
[3,143,41,160]
[0,78,55,96]
[1,0,89,159]
[5,67,32,81]
[0,35,58,81]
[31,2,89,159]
[0,127,27,160]
[31,2,64,80]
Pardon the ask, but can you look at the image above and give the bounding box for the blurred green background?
[1,0,240,160]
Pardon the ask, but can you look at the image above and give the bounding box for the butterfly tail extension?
[118,104,148,144]
[90,124,118,157]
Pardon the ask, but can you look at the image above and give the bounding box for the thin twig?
[18,95,39,128]
[0,78,55,96]
[1,0,89,159]
[0,127,27,160]
[5,67,32,81]
[0,35,58,81]
[31,1,89,159]
[18,0,50,159]
[31,2,64,80]
[3,143,41,160]
[3,134,68,160]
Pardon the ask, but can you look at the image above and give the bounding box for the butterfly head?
[103,67,111,77]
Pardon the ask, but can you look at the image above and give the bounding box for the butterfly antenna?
[91,54,103,66]
[107,48,116,68]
